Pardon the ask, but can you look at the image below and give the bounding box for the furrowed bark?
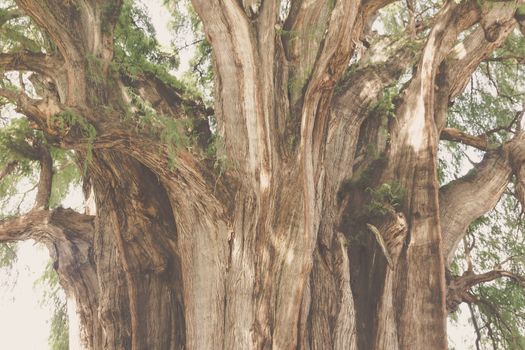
[359,1,483,347]
[3,0,525,349]
[86,152,187,350]
[191,0,273,185]
[304,37,417,349]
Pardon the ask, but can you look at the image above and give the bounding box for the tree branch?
[440,127,488,151]
[33,144,53,210]
[467,302,483,350]
[0,51,63,77]
[435,2,517,129]
[447,269,525,312]
[326,37,417,187]
[0,85,63,128]
[0,208,94,243]
[439,134,525,264]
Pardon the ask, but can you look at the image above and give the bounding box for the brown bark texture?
[0,0,524,349]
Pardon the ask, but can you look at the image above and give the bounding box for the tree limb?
[440,134,525,264]
[33,144,53,210]
[467,302,483,350]
[435,2,518,129]
[0,52,63,78]
[0,208,94,243]
[440,127,488,151]
[326,37,418,187]
[447,269,525,312]
[0,86,63,128]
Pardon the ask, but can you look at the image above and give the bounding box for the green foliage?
[517,5,525,18]
[288,66,312,99]
[0,117,41,214]
[112,0,203,100]
[0,3,49,53]
[114,0,178,72]
[85,54,105,87]
[365,182,405,216]
[373,86,398,121]
[50,111,96,173]
[127,87,190,167]
[205,134,230,174]
[0,243,17,270]
[160,117,190,168]
[48,148,80,209]
[167,0,213,102]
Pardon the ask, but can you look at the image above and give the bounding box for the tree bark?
[1,0,524,349]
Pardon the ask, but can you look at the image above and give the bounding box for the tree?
[0,0,525,348]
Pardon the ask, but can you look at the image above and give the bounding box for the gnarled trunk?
[1,0,525,349]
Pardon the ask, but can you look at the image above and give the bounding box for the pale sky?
[0,1,476,349]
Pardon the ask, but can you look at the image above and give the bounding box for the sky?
[0,1,477,349]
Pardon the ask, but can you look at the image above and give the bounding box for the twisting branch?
[406,0,416,37]
[0,85,63,127]
[434,1,518,130]
[447,268,525,312]
[441,108,524,150]
[440,149,512,264]
[0,208,94,243]
[0,52,62,78]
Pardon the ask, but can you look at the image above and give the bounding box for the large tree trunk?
[1,0,525,349]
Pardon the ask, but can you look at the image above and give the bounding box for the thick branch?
[439,142,520,264]
[15,0,123,105]
[192,0,273,183]
[447,269,525,312]
[0,208,94,243]
[15,1,82,62]
[435,2,518,129]
[0,86,63,128]
[440,127,488,151]
[0,52,63,77]
[283,0,332,107]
